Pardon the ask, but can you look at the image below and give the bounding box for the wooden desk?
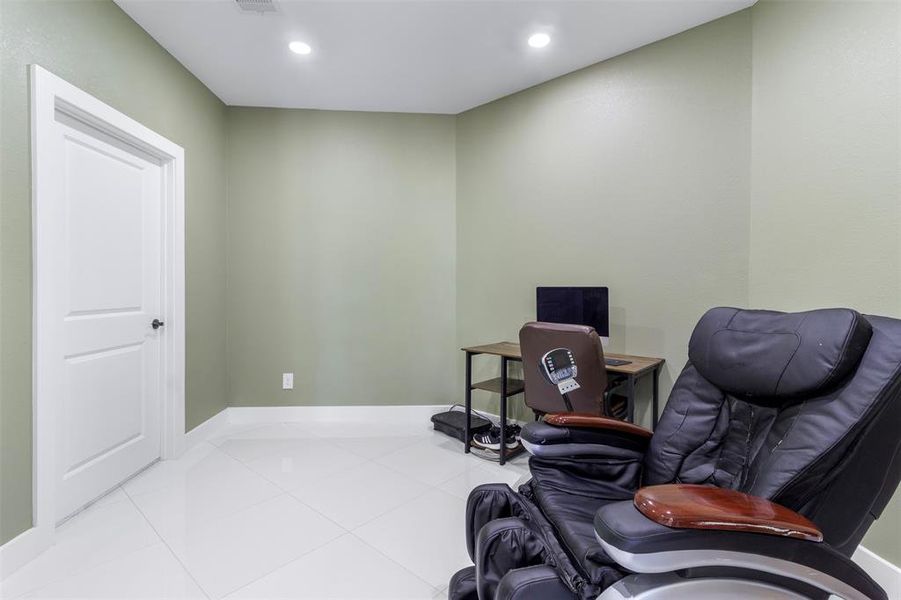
[461,342,664,464]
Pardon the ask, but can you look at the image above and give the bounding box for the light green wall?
[750,0,900,313]
[455,10,753,426]
[0,0,229,544]
[225,108,457,409]
[749,0,900,564]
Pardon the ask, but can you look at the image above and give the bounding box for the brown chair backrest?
[519,321,608,416]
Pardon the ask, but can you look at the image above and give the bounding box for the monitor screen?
[536,287,609,337]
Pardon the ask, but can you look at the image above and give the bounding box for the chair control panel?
[540,348,581,395]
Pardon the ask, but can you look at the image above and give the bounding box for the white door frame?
[3,65,186,574]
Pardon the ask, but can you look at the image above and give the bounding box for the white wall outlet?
[282,372,294,390]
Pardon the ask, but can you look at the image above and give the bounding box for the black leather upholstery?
[520,421,649,454]
[525,483,623,589]
[496,565,576,600]
[449,567,478,600]
[646,309,901,552]
[450,308,901,600]
[688,307,872,401]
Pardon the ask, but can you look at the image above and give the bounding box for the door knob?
[151,318,165,330]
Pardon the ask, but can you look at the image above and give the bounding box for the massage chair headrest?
[688,307,872,404]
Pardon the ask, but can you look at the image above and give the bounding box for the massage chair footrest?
[449,567,478,600]
[460,483,618,600]
[448,565,576,600]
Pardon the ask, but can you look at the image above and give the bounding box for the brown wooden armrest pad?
[634,484,823,542]
[544,413,653,439]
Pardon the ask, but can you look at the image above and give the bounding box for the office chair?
[519,322,623,417]
[450,308,901,600]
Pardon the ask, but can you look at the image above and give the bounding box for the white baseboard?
[0,524,52,580]
[184,407,231,450]
[225,404,447,425]
[223,404,526,429]
[852,546,901,598]
[468,409,529,427]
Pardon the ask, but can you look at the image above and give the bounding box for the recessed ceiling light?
[289,41,312,55]
[528,33,551,49]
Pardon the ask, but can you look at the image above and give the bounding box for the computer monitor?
[536,287,610,343]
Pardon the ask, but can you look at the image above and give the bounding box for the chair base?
[597,573,807,600]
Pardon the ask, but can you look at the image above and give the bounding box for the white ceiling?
[115,0,755,115]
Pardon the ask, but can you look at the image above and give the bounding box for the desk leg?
[500,356,508,465]
[626,375,635,423]
[652,367,660,430]
[464,352,472,454]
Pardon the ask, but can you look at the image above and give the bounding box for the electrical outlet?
[282,372,294,390]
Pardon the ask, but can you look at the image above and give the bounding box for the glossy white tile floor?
[1,420,529,600]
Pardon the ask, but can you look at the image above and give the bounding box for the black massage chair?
[449,308,901,600]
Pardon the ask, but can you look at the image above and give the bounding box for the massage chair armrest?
[594,489,886,600]
[520,414,651,458]
[545,413,653,439]
[634,484,823,541]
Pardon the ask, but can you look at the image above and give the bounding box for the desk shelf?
[471,377,525,397]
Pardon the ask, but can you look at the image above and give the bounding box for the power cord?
[446,403,500,427]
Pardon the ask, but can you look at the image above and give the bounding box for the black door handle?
[152,318,165,330]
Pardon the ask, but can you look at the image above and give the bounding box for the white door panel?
[64,345,144,472]
[65,138,147,313]
[50,109,164,521]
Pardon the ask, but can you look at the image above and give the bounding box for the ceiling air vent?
[234,0,278,14]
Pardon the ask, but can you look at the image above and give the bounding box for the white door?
[45,109,165,522]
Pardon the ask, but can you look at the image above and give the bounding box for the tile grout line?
[122,445,288,527]
[123,483,341,599]
[235,447,442,535]
[343,476,470,593]
[216,533,348,599]
[12,425,476,600]
[185,425,467,597]
[201,445,360,597]
[121,484,214,600]
[217,532,354,599]
[349,520,451,595]
[280,490,354,534]
[368,438,478,488]
[126,480,349,600]
[337,482,435,531]
[211,434,450,596]
[344,442,474,592]
[222,442,363,472]
[2,488,164,600]
[239,451,370,496]
[278,455,436,533]
[327,441,462,592]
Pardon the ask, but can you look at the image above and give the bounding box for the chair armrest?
[545,413,653,440]
[594,499,883,600]
[634,484,822,541]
